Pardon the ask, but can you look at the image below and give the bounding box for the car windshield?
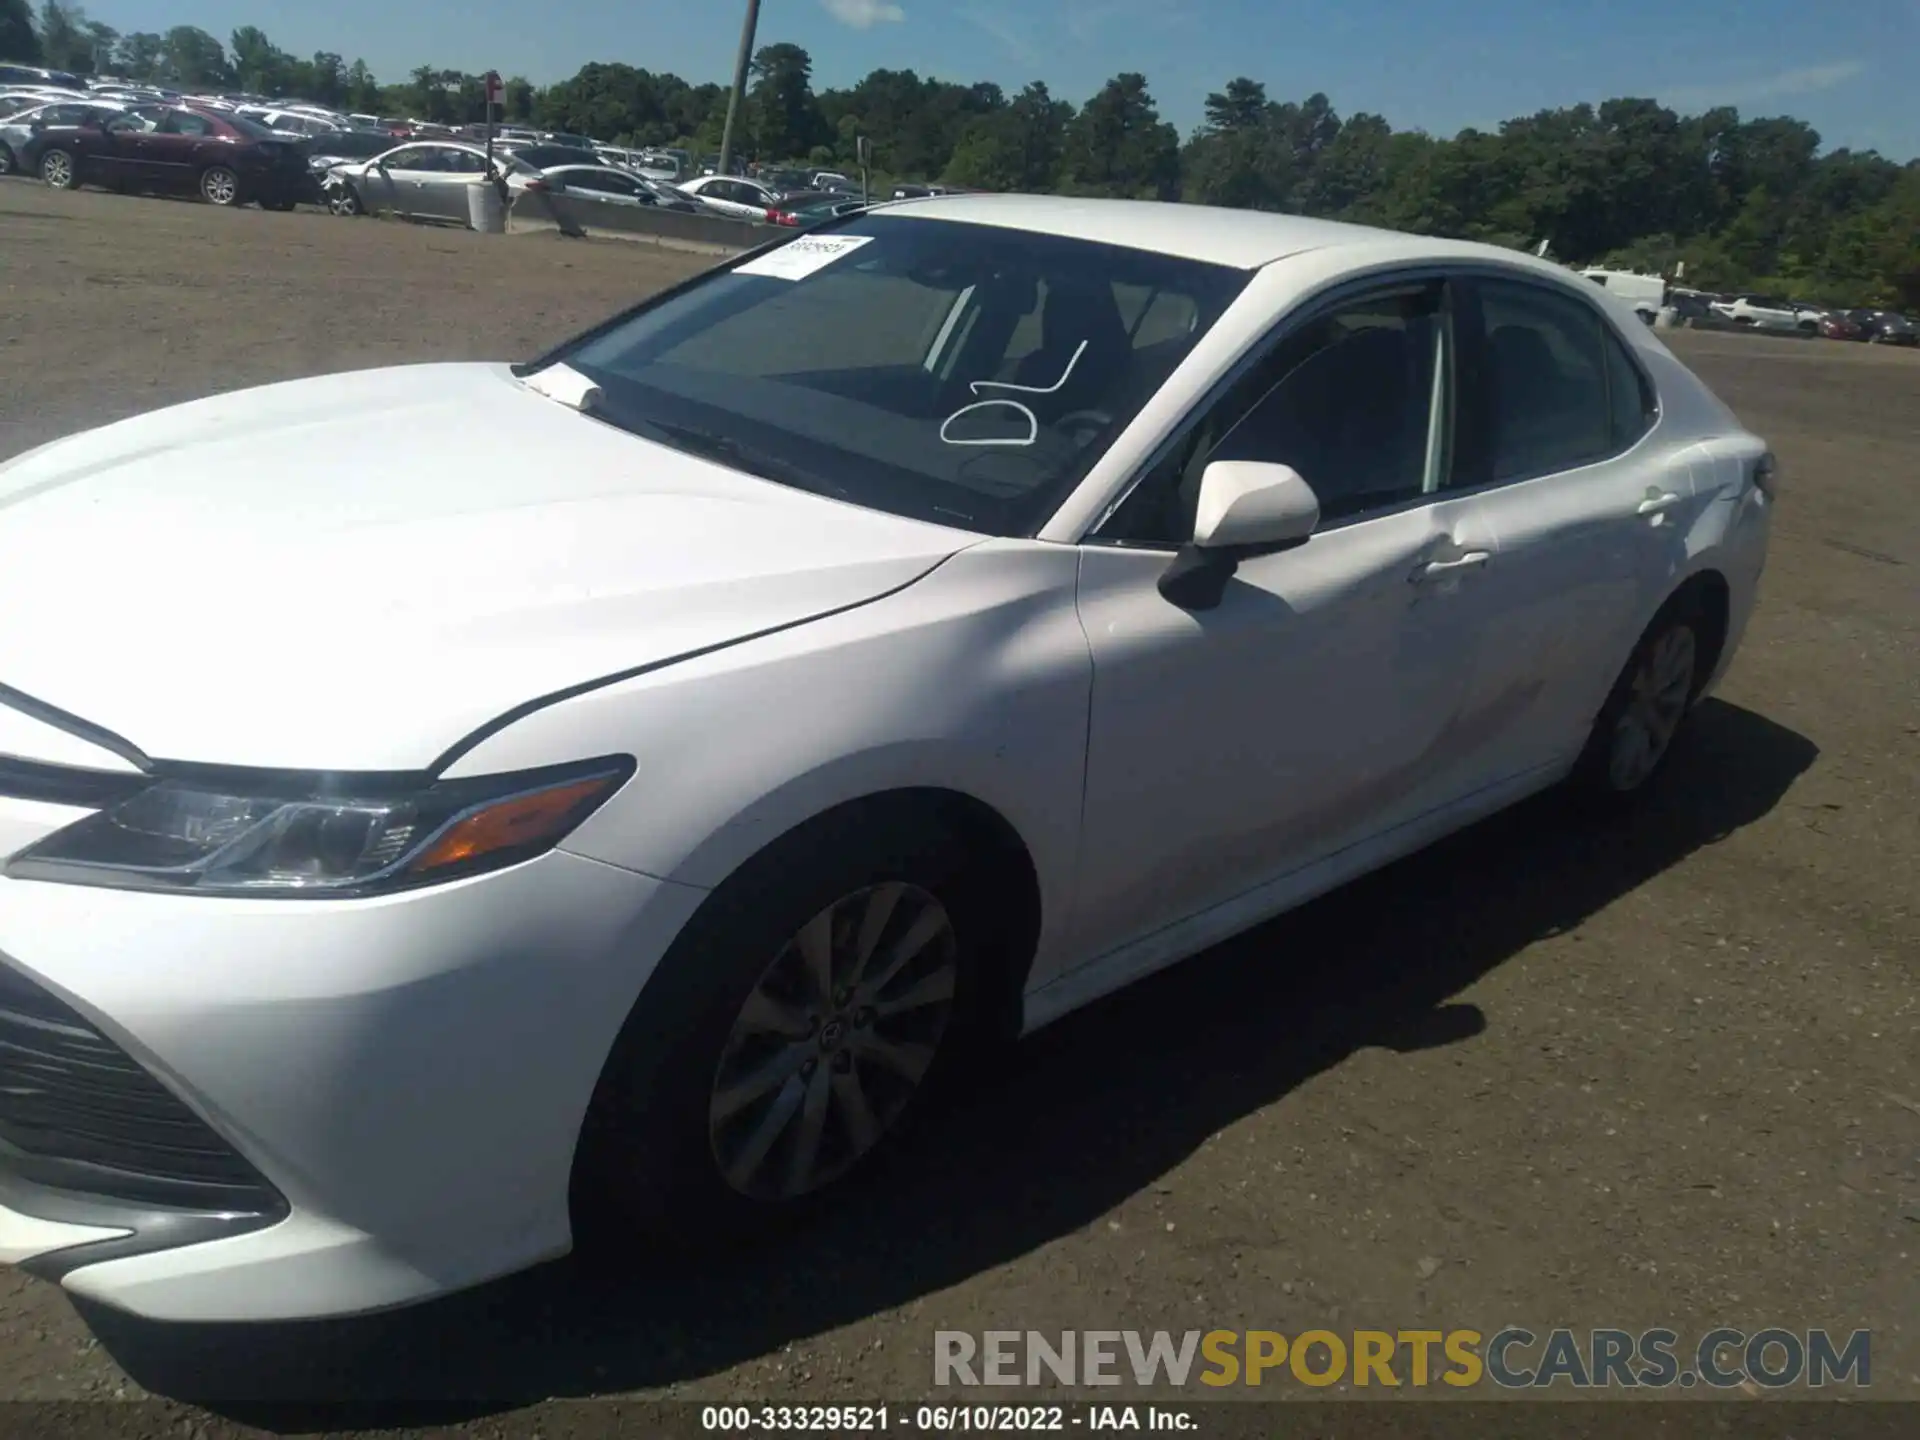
[557,215,1249,536]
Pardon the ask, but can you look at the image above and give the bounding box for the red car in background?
[25,105,311,209]
[1818,313,1866,341]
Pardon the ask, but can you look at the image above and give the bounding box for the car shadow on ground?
[78,698,1817,1427]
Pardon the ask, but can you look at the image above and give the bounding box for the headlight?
[4,757,633,898]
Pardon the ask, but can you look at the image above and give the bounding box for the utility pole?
[716,0,762,177]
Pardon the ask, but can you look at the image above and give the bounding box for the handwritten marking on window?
[939,340,1089,448]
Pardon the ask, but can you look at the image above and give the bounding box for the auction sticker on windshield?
[735,235,875,281]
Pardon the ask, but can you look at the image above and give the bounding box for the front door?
[1071,278,1506,965]
[358,145,419,215]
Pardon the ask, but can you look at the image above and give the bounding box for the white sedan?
[0,196,1772,1324]
[675,171,782,219]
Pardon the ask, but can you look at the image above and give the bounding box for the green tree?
[343,58,379,113]
[748,42,822,160]
[1060,73,1179,200]
[36,0,92,71]
[944,80,1069,191]
[112,31,161,79]
[1,0,40,62]
[161,25,232,88]
[504,74,534,122]
[229,25,292,94]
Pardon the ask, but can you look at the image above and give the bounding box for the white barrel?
[467,181,506,234]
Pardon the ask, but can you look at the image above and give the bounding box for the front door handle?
[1411,551,1490,583]
[1637,491,1684,515]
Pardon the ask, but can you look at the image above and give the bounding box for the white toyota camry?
[0,196,1772,1324]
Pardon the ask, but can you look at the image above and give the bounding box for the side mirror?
[1158,460,1320,611]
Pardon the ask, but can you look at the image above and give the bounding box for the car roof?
[872,193,1574,273]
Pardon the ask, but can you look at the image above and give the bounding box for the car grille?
[0,961,282,1211]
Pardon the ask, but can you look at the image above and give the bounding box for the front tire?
[571,808,989,1250]
[39,148,78,190]
[199,165,240,206]
[1570,597,1705,803]
[0,144,14,177]
[327,185,362,217]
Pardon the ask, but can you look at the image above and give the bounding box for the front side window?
[558,216,1249,536]
[1478,279,1614,481]
[1099,285,1448,545]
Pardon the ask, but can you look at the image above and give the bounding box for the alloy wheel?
[707,881,959,1203]
[41,151,71,188]
[1608,625,1696,791]
[202,167,238,205]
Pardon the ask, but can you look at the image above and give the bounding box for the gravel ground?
[0,183,1915,1432]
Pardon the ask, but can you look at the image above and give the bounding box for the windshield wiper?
[622,416,854,502]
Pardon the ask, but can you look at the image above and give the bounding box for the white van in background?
[1580,269,1666,323]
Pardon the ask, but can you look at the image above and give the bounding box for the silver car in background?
[325,141,531,221]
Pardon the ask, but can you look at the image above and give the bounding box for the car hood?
[0,362,976,773]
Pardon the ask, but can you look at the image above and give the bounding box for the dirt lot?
[0,183,1916,1429]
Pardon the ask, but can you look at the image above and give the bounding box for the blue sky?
[91,0,1920,158]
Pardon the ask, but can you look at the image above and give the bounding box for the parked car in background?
[324,141,527,221]
[30,106,309,208]
[0,197,1773,1325]
[1847,309,1918,346]
[1579,269,1665,324]
[0,63,84,90]
[890,182,968,200]
[766,191,870,227]
[540,131,597,151]
[497,142,611,173]
[677,172,782,220]
[1710,294,1802,331]
[0,98,147,177]
[811,170,855,191]
[509,163,702,225]
[1817,313,1866,341]
[238,107,343,138]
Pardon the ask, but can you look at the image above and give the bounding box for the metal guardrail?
[506,190,762,252]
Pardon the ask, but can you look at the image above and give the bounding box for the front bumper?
[0,840,707,1322]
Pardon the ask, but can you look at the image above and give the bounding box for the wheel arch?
[671,785,1047,1041]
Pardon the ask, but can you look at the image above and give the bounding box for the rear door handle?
[1637,492,1684,515]
[1411,551,1490,583]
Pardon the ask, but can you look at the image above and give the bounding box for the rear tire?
[570,807,992,1253]
[39,148,78,190]
[199,165,240,206]
[1569,594,1706,806]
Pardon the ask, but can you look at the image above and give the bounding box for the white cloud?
[1663,60,1866,110]
[821,0,906,29]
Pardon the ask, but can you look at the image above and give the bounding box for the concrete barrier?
[506,193,763,255]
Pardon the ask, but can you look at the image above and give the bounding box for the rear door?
[1445,273,1695,784]
[145,109,217,189]
[417,146,487,220]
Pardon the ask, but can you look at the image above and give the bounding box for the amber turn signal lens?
[408,776,619,873]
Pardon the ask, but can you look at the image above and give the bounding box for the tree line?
[6,0,1916,307]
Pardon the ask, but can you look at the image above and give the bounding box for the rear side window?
[1477,280,1614,481]
[1603,330,1656,451]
